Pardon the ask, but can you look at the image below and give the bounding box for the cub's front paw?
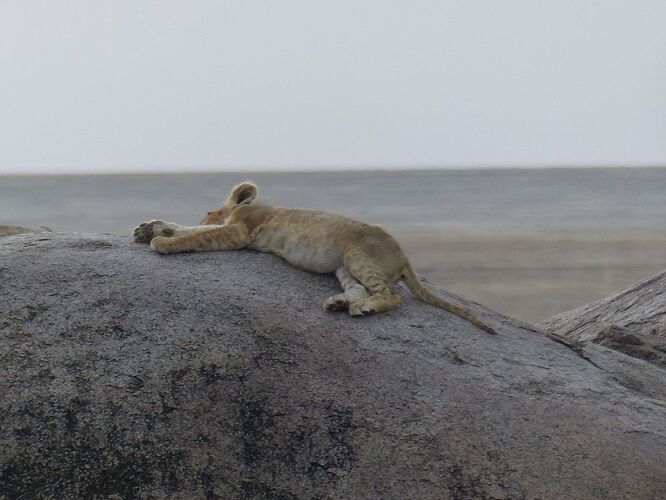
[149,236,172,254]
[133,220,176,243]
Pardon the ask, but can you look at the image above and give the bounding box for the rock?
[1,233,665,499]
[540,271,666,367]
[0,225,51,237]
[0,225,35,237]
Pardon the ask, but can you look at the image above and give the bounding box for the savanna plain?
[3,167,666,323]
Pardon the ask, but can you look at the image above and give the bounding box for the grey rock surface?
[1,233,665,499]
[541,271,666,367]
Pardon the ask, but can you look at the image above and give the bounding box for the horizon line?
[2,163,666,177]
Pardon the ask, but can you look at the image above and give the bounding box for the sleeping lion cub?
[133,182,495,334]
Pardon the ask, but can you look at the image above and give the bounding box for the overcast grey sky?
[1,1,665,174]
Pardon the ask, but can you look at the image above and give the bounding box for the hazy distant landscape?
[3,167,666,323]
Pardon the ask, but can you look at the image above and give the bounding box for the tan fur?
[133,182,495,334]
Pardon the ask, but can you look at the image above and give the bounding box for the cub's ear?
[228,182,258,206]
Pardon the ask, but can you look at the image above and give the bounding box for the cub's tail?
[402,263,497,335]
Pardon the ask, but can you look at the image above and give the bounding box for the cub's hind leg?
[345,255,401,316]
[323,267,369,312]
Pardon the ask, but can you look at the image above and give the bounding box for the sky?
[0,1,665,174]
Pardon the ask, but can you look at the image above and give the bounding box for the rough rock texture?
[541,271,666,367]
[1,233,666,500]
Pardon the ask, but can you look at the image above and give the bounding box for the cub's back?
[235,205,401,273]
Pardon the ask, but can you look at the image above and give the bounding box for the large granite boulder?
[1,233,665,499]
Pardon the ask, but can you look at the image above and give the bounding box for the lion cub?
[133,182,495,334]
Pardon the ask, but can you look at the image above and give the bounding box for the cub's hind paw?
[348,300,376,317]
[323,294,349,312]
[133,220,175,243]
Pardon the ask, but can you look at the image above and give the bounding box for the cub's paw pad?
[323,294,349,312]
[133,223,151,243]
[133,220,174,243]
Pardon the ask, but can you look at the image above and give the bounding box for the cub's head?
[201,182,258,224]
